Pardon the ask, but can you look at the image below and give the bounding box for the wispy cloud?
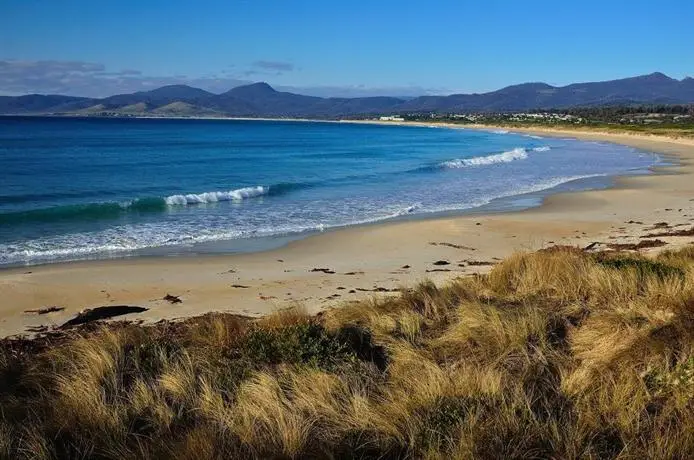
[252,60,295,72]
[0,59,251,97]
[0,59,452,98]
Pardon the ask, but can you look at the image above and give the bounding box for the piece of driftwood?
[24,306,65,315]
[60,306,148,328]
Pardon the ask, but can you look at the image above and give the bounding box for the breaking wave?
[440,146,551,168]
[441,147,529,168]
[0,185,300,226]
[164,186,268,205]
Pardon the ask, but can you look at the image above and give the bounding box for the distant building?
[379,116,405,121]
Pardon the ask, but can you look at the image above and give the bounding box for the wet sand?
[2,127,694,337]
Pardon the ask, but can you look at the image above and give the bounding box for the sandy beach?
[2,125,694,337]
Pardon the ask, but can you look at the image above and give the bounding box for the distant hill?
[97,85,215,108]
[1,72,693,117]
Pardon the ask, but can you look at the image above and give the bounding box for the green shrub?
[594,255,684,280]
[238,322,356,370]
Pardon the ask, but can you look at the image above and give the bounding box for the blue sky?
[1,0,693,97]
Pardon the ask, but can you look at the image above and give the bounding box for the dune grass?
[2,246,694,458]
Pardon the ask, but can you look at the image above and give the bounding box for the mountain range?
[1,72,693,118]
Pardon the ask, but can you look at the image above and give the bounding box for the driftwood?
[60,306,148,328]
[24,306,65,315]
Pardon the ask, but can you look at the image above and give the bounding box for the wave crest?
[441,147,529,168]
[439,146,551,169]
[0,186,277,226]
[165,186,268,206]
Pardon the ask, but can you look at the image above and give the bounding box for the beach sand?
[2,126,694,337]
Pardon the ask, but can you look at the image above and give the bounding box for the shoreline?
[0,120,671,269]
[2,125,694,337]
[0,172,624,270]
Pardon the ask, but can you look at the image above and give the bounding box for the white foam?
[441,147,529,168]
[421,174,606,215]
[165,186,267,206]
[0,202,427,266]
[491,129,509,134]
[533,146,551,152]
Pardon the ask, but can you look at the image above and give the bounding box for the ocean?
[0,117,662,266]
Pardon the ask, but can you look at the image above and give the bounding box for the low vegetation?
[405,104,694,138]
[3,246,694,458]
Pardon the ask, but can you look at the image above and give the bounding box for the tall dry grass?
[2,246,694,458]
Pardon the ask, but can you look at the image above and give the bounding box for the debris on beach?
[584,242,600,251]
[432,260,450,266]
[643,226,694,238]
[607,239,667,251]
[355,286,400,293]
[231,284,250,288]
[429,242,476,250]
[343,271,365,275]
[24,306,65,315]
[463,260,496,266]
[310,268,336,274]
[259,295,277,300]
[60,306,148,328]
[163,294,182,304]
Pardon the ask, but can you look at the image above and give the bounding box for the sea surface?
[0,117,662,266]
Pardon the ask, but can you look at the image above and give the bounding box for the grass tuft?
[3,246,694,458]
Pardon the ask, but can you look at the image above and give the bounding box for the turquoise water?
[0,117,661,266]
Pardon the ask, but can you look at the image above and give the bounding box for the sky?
[1,0,693,97]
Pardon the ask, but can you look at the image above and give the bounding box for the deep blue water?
[0,117,661,266]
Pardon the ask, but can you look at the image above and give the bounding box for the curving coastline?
[2,126,694,337]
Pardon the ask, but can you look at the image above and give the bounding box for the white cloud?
[0,59,451,98]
